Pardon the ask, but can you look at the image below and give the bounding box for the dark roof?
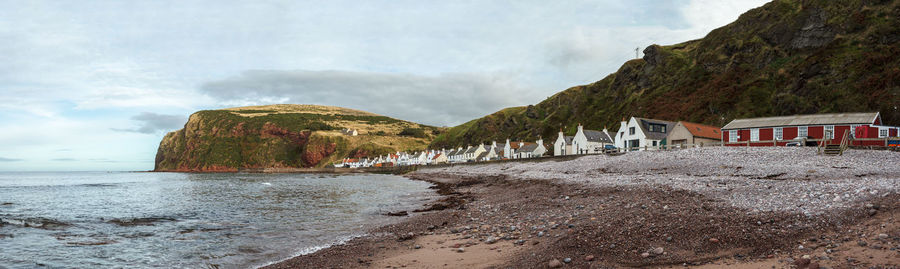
[636,118,676,140]
[464,146,478,154]
[565,136,574,145]
[584,130,614,143]
[519,143,540,152]
[476,151,489,160]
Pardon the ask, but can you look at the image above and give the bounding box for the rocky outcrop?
[154,105,438,172]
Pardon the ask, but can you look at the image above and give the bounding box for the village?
[337,112,900,168]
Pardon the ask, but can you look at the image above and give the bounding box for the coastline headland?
[266,147,900,268]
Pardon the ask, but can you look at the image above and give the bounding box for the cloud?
[0,157,23,162]
[112,112,187,134]
[200,70,541,126]
[51,158,77,162]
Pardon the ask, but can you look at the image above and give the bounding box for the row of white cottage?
[340,138,549,168]
[341,118,685,168]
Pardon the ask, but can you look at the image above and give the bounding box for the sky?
[0,0,769,171]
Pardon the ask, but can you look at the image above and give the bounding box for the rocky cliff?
[431,0,900,149]
[154,104,441,171]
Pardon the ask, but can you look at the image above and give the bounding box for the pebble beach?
[266,147,900,268]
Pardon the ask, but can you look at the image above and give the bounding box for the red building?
[721,112,898,147]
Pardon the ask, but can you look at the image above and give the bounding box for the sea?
[0,172,436,268]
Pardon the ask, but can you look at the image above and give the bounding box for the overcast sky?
[0,0,768,171]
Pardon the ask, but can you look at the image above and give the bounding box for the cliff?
[431,0,900,148]
[154,104,442,172]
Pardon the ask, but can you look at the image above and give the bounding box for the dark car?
[604,145,617,150]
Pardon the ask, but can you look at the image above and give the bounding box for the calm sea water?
[0,172,435,268]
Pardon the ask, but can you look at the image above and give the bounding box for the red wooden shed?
[721,112,898,147]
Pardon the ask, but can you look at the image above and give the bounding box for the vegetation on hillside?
[431,0,900,149]
[154,105,442,171]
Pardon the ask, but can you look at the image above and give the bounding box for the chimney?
[492,140,497,148]
[536,135,543,146]
[621,118,628,130]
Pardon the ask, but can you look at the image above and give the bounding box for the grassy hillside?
[431,0,900,149]
[155,104,442,171]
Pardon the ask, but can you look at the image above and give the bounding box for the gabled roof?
[679,121,722,140]
[476,151,489,160]
[583,130,614,143]
[509,142,525,149]
[432,153,442,160]
[464,146,479,154]
[518,143,540,152]
[635,117,676,140]
[722,112,880,130]
[564,136,574,145]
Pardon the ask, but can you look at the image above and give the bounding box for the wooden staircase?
[819,129,851,156]
[823,144,842,155]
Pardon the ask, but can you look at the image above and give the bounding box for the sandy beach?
[266,147,900,268]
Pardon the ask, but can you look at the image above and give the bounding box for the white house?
[450,147,468,163]
[431,151,448,164]
[341,128,359,136]
[571,125,615,154]
[554,131,575,156]
[615,117,676,151]
[514,138,547,159]
[463,145,487,162]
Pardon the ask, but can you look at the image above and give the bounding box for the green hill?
[154,104,442,171]
[431,0,900,149]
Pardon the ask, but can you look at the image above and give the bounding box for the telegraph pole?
[635,47,639,59]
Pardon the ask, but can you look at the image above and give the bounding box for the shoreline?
[264,148,900,268]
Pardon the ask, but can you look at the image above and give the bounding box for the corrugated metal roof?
[722,112,879,130]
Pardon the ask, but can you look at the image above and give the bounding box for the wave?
[0,217,71,230]
[108,217,177,226]
[256,233,363,269]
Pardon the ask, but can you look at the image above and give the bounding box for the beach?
[266,147,900,268]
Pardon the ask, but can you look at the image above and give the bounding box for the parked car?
[788,136,818,147]
[604,145,617,150]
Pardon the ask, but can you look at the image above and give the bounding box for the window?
[798,126,808,137]
[629,127,635,135]
[825,125,834,139]
[750,129,759,141]
[775,127,783,140]
[649,124,667,133]
[729,130,738,141]
[652,141,657,147]
[880,128,889,138]
[850,125,860,138]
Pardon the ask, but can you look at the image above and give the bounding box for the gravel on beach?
[266,147,900,268]
[423,147,900,215]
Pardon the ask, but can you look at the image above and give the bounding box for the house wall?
[759,128,774,141]
[694,137,720,145]
[616,117,648,150]
[666,123,693,145]
[554,135,567,156]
